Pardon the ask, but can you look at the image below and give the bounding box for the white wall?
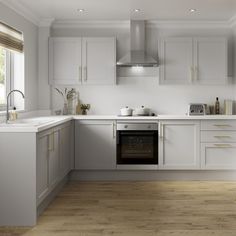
[50,25,236,115]
[0,3,38,111]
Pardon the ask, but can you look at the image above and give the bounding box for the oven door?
[117,130,158,165]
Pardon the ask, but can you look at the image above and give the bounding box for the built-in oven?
[116,122,158,165]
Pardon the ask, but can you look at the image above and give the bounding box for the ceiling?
[1,0,236,24]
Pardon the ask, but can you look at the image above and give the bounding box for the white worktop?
[1,114,236,132]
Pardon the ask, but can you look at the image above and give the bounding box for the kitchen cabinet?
[75,120,116,170]
[159,37,193,84]
[59,122,72,178]
[159,37,228,85]
[201,143,236,169]
[159,120,200,169]
[49,37,116,85]
[37,128,60,204]
[193,37,227,85]
[82,37,116,85]
[200,120,236,169]
[36,122,72,205]
[49,37,82,85]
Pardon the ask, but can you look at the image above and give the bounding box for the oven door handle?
[119,131,157,136]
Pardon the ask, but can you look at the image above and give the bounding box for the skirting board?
[70,170,236,181]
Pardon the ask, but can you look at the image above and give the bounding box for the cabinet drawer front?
[201,143,236,169]
[201,131,236,143]
[201,120,236,131]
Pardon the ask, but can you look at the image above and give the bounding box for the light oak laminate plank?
[1,181,236,236]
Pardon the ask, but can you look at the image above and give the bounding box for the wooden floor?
[2,181,236,236]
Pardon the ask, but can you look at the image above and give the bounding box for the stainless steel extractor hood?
[117,20,158,67]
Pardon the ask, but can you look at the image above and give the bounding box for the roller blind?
[0,22,24,53]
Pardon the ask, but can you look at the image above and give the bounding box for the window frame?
[0,48,14,111]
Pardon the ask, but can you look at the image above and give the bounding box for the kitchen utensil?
[120,106,133,116]
[188,103,206,116]
[133,106,150,116]
[224,99,233,115]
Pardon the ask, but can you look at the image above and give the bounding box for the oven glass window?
[121,135,154,159]
[117,131,158,164]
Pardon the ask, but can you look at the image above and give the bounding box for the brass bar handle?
[79,66,82,82]
[190,66,194,82]
[214,136,232,138]
[48,133,53,152]
[214,124,231,127]
[194,66,198,80]
[214,144,232,148]
[159,123,164,139]
[83,67,87,81]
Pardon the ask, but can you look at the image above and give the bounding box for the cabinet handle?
[214,124,231,127]
[159,123,164,139]
[194,66,198,80]
[214,144,233,148]
[48,133,54,152]
[113,122,116,139]
[214,135,232,139]
[79,66,82,82]
[190,66,194,82]
[83,67,87,81]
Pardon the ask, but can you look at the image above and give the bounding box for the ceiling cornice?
[52,20,130,29]
[52,19,230,29]
[148,20,230,29]
[39,18,55,27]
[1,0,40,26]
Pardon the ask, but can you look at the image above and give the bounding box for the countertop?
[1,114,236,133]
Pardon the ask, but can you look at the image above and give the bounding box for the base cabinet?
[201,143,236,169]
[159,121,200,169]
[59,122,72,178]
[36,121,72,205]
[200,120,236,170]
[75,120,116,170]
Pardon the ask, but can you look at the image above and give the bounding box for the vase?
[63,103,68,115]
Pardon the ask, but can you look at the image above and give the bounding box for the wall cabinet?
[159,120,200,169]
[75,120,116,170]
[36,121,72,205]
[159,37,228,85]
[49,38,82,85]
[49,37,116,85]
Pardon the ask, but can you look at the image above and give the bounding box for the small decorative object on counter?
[208,105,215,115]
[55,88,78,115]
[224,99,233,115]
[81,104,90,115]
[9,107,18,121]
[120,106,133,116]
[215,97,220,114]
[63,103,68,115]
[76,98,81,115]
[67,88,77,115]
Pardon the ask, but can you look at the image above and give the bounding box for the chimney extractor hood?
[117,20,158,67]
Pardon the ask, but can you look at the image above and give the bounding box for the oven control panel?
[117,123,158,131]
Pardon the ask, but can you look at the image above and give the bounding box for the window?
[0,22,24,111]
[0,47,12,109]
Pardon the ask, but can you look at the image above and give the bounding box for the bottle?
[215,97,220,115]
[9,107,18,121]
